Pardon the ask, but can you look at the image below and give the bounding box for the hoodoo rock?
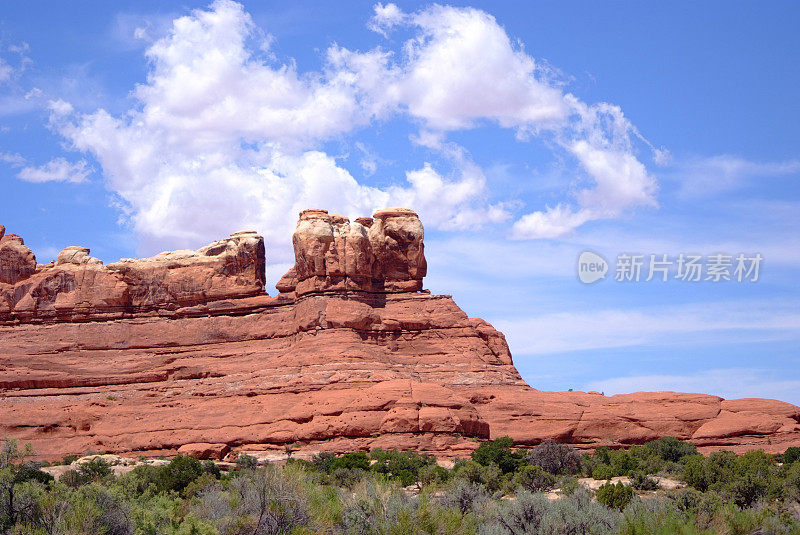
[0,209,798,460]
[288,207,425,296]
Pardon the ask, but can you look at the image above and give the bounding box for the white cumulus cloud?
[370,4,661,238]
[48,0,661,263]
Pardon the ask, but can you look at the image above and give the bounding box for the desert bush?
[558,476,580,496]
[641,436,697,463]
[693,490,725,530]
[0,438,56,530]
[5,440,800,534]
[483,488,619,535]
[455,459,504,493]
[440,478,489,514]
[472,436,526,474]
[596,481,634,510]
[482,489,549,534]
[236,452,259,470]
[370,448,436,486]
[67,483,133,535]
[418,463,450,486]
[629,470,659,491]
[509,465,556,493]
[711,502,800,535]
[782,446,800,465]
[527,440,582,475]
[338,477,417,534]
[542,488,620,534]
[331,467,365,488]
[197,464,309,534]
[619,497,698,535]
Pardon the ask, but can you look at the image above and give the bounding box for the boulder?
[177,443,231,460]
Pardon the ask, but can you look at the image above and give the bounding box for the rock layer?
[0,209,798,460]
[0,231,265,322]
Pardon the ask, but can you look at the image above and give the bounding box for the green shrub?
[682,454,712,491]
[782,446,800,465]
[76,457,113,484]
[332,467,365,488]
[455,459,504,493]
[558,476,580,496]
[471,436,526,474]
[608,449,639,476]
[728,472,768,508]
[619,497,698,535]
[629,471,659,491]
[158,454,203,494]
[235,452,259,470]
[783,461,800,502]
[418,464,449,486]
[370,448,436,485]
[596,481,634,510]
[333,451,370,472]
[201,459,221,479]
[510,465,556,493]
[592,463,615,480]
[642,437,697,463]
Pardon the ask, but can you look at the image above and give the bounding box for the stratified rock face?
[0,209,798,461]
[0,231,265,322]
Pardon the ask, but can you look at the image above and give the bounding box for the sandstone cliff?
[0,212,798,460]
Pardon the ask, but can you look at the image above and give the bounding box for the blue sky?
[1,1,798,403]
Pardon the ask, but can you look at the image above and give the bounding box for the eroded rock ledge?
[0,211,798,460]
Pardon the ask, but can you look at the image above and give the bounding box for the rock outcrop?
[0,209,798,460]
[0,230,264,322]
[286,207,426,297]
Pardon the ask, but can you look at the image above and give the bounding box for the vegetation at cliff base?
[2,436,800,534]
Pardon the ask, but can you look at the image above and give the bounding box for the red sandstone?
[0,209,798,460]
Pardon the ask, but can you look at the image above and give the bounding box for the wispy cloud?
[494,300,800,355]
[665,154,800,199]
[17,158,92,183]
[587,368,800,405]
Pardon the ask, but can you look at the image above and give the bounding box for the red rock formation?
[0,230,264,322]
[0,209,798,461]
[287,207,426,296]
